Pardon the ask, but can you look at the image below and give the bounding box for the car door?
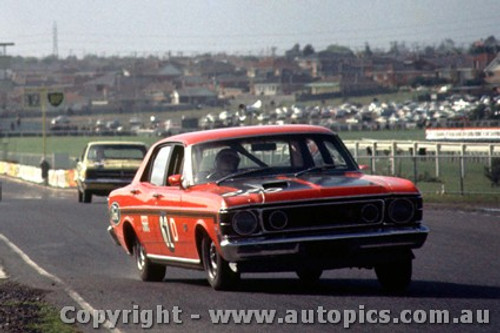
[139,144,185,257]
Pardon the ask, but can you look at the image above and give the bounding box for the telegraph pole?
[0,43,14,56]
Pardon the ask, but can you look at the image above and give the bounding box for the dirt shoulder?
[0,281,78,333]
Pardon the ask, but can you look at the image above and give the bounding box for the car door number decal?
[160,214,178,251]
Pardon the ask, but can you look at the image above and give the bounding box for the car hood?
[212,172,419,208]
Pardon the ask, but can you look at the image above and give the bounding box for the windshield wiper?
[216,167,273,185]
[293,164,339,177]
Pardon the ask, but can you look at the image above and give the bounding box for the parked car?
[107,125,428,290]
[76,141,148,203]
[50,115,77,132]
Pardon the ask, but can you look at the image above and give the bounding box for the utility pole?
[0,43,14,56]
[0,43,14,110]
[52,22,58,58]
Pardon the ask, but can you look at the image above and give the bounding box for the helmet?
[215,148,240,173]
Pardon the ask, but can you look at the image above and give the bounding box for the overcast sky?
[2,0,499,58]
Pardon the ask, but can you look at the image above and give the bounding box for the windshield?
[190,134,355,185]
[87,144,147,161]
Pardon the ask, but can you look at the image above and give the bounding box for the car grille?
[261,199,385,232]
[86,169,137,180]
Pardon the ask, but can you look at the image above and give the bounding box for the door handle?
[130,189,140,195]
[152,193,163,199]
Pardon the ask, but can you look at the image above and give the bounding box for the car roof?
[164,125,334,146]
[87,141,147,146]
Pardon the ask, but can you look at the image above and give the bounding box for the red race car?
[107,125,428,291]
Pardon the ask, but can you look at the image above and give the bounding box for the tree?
[323,44,354,55]
[437,38,460,55]
[303,44,315,57]
[469,35,499,54]
[363,42,373,57]
[285,43,302,60]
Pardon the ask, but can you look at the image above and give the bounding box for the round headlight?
[110,202,121,225]
[268,210,288,230]
[232,211,258,236]
[360,204,380,223]
[388,199,415,224]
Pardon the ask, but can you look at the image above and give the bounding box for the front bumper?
[107,226,121,246]
[220,225,429,265]
[79,178,132,191]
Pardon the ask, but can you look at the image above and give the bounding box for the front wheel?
[375,259,412,293]
[82,190,92,203]
[134,238,165,282]
[201,236,239,290]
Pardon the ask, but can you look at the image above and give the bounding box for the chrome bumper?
[220,225,429,262]
[107,226,121,246]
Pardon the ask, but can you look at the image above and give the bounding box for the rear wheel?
[134,238,165,282]
[375,259,412,293]
[201,236,239,290]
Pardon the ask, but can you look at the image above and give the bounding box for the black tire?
[201,235,239,290]
[134,238,165,282]
[296,268,323,285]
[82,190,92,203]
[375,259,412,293]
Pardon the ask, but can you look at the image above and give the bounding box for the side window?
[149,145,172,186]
[323,141,348,167]
[167,146,184,181]
[306,139,325,166]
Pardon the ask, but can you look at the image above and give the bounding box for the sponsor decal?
[159,213,178,252]
[141,215,150,232]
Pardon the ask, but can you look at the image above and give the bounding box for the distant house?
[366,56,436,88]
[252,80,281,96]
[304,81,341,96]
[143,81,176,104]
[484,53,500,90]
[177,87,218,106]
[157,63,183,78]
[82,73,117,102]
[296,56,320,78]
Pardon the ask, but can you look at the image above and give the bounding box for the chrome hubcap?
[209,241,218,277]
[136,242,145,270]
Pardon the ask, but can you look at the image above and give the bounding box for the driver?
[211,148,240,179]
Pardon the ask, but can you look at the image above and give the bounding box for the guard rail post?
[459,144,466,196]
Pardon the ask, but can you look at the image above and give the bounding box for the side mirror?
[358,164,369,171]
[168,174,182,187]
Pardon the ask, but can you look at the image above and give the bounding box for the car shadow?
[163,278,500,299]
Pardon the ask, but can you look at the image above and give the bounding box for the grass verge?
[0,281,79,333]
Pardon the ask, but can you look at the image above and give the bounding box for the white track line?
[0,233,123,333]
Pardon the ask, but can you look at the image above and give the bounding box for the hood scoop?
[261,181,289,190]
